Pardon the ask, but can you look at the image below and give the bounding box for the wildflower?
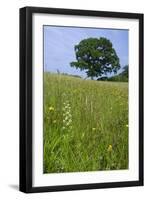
[49,106,54,112]
[62,99,72,132]
[107,144,112,152]
[69,125,72,130]
[92,127,96,131]
[66,122,70,126]
[53,120,56,124]
[126,124,129,128]
[68,119,72,123]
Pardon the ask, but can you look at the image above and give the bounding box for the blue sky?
[44,26,128,78]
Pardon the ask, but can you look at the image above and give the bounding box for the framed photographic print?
[19,7,144,193]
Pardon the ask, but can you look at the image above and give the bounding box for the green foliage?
[121,65,128,78]
[61,73,81,79]
[70,37,120,79]
[43,73,128,173]
[108,65,128,82]
[97,76,108,81]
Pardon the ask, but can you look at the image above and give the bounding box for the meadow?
[43,73,128,173]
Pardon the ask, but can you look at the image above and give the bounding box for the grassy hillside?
[43,73,128,173]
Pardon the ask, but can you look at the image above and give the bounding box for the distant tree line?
[97,65,128,82]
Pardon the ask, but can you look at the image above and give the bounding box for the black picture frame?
[19,6,144,193]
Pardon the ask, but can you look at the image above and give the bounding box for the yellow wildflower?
[92,127,96,131]
[126,124,129,128]
[49,106,54,112]
[107,144,112,152]
[53,120,56,124]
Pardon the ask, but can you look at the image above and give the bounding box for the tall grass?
[43,73,128,173]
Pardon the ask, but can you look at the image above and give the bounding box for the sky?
[44,26,128,78]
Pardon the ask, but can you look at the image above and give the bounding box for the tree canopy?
[70,37,120,79]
